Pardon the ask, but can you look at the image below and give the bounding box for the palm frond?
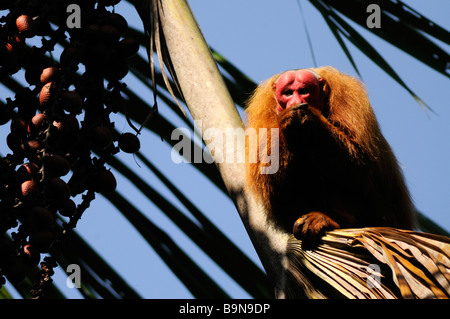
[105,153,271,298]
[57,231,142,299]
[133,0,186,117]
[286,227,450,299]
[318,0,450,78]
[310,0,431,110]
[103,190,230,298]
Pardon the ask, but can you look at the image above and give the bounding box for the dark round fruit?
[29,206,55,229]
[29,230,55,253]
[103,13,128,35]
[56,198,76,217]
[21,180,40,199]
[44,154,70,177]
[117,38,140,58]
[10,118,28,137]
[17,162,40,182]
[59,46,79,66]
[22,244,40,267]
[6,132,22,152]
[86,23,101,40]
[89,126,113,149]
[39,82,53,105]
[105,57,128,81]
[25,66,42,85]
[100,25,121,45]
[91,169,117,194]
[4,35,24,65]
[53,114,79,137]
[40,66,61,84]
[0,108,11,125]
[118,133,140,153]
[61,91,83,114]
[20,139,41,152]
[45,177,71,199]
[84,42,110,66]
[28,113,48,134]
[16,15,34,38]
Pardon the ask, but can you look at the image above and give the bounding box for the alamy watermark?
[366,263,382,289]
[64,3,382,30]
[66,4,81,29]
[366,4,381,29]
[64,261,383,291]
[170,120,280,174]
[66,264,81,289]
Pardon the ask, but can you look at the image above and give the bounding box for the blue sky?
[1,0,449,299]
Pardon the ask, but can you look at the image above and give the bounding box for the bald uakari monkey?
[245,66,415,246]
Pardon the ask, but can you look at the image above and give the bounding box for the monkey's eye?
[299,87,309,95]
[283,89,293,96]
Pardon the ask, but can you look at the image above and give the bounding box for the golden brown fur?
[245,66,415,235]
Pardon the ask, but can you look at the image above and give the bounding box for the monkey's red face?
[274,70,324,113]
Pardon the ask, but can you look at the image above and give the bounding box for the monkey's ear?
[319,77,325,90]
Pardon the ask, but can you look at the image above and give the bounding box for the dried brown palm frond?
[286,227,450,299]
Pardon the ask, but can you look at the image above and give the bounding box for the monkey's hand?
[293,212,340,248]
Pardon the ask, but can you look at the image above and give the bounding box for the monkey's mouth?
[290,103,310,112]
[279,102,319,131]
[285,103,324,119]
[279,102,329,135]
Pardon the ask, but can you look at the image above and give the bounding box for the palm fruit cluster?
[0,0,141,297]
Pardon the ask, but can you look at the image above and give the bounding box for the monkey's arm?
[280,105,362,245]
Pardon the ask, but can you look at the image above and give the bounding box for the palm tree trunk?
[157,0,289,297]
